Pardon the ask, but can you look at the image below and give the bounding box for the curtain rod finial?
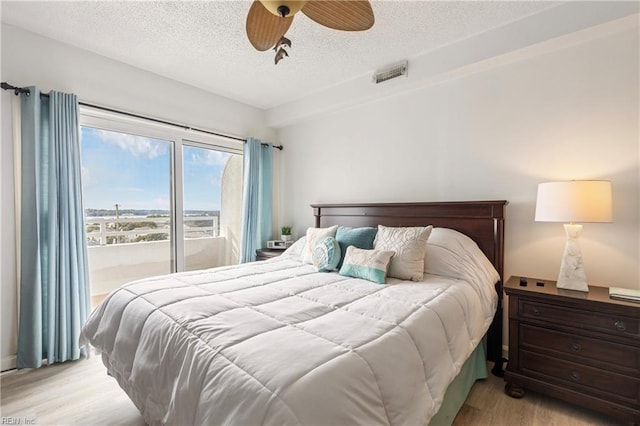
[1,82,30,96]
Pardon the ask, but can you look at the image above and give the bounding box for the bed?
[81,200,507,425]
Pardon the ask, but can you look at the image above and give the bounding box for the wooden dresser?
[504,276,640,422]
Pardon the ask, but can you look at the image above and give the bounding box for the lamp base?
[557,224,589,292]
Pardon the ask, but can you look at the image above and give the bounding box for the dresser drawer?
[520,324,640,373]
[505,278,640,422]
[519,299,639,337]
[520,350,640,405]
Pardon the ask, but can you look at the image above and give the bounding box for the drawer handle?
[614,320,627,331]
[569,342,581,352]
[532,307,541,315]
[570,371,581,381]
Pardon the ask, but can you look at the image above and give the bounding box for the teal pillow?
[339,246,395,284]
[335,226,378,269]
[312,236,341,272]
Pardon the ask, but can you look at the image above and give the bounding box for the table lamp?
[534,180,612,292]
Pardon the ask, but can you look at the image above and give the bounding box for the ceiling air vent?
[373,61,408,84]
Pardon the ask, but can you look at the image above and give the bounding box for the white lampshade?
[535,181,612,223]
[534,180,613,292]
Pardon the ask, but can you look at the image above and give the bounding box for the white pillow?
[374,225,433,281]
[424,227,500,285]
[302,225,339,264]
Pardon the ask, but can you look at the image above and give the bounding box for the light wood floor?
[453,370,626,426]
[0,356,626,426]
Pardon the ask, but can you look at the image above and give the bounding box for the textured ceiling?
[1,1,559,109]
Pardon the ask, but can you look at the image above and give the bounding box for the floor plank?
[0,357,627,425]
[1,356,144,426]
[453,368,627,426]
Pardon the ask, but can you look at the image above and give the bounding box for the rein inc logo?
[1,418,35,425]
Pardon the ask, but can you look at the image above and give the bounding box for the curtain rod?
[1,82,283,151]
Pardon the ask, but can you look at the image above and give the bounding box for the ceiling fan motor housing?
[260,0,307,17]
[277,5,290,17]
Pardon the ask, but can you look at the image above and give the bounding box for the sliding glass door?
[182,144,242,271]
[81,127,173,297]
[79,111,243,304]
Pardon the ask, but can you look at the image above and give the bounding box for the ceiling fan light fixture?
[247,0,375,61]
[259,0,307,17]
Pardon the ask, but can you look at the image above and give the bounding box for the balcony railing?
[85,215,219,246]
[85,215,225,297]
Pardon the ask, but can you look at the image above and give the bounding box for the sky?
[81,127,234,212]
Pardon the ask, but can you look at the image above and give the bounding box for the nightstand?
[256,248,285,261]
[504,276,640,422]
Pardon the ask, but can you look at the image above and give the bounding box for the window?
[80,109,243,301]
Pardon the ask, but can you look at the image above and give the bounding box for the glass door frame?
[79,107,243,274]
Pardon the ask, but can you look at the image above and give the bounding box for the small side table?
[256,248,285,261]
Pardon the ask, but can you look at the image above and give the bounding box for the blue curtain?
[240,138,273,263]
[17,88,91,368]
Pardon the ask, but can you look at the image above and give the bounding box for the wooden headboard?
[312,201,507,282]
[311,200,508,373]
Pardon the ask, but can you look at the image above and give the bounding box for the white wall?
[277,28,639,292]
[0,25,276,369]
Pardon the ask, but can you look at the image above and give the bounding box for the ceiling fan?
[246,0,375,64]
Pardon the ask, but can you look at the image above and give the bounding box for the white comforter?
[81,255,497,425]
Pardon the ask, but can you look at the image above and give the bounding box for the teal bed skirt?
[428,339,488,426]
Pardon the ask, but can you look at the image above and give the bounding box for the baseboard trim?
[1,355,17,372]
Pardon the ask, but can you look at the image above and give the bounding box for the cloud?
[93,129,168,159]
[114,187,143,192]
[204,150,229,166]
[188,149,230,167]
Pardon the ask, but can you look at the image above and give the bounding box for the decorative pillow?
[374,225,433,281]
[335,226,378,269]
[302,225,339,264]
[339,246,395,284]
[312,236,341,272]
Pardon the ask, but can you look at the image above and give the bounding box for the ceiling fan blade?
[301,0,374,31]
[246,0,294,51]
